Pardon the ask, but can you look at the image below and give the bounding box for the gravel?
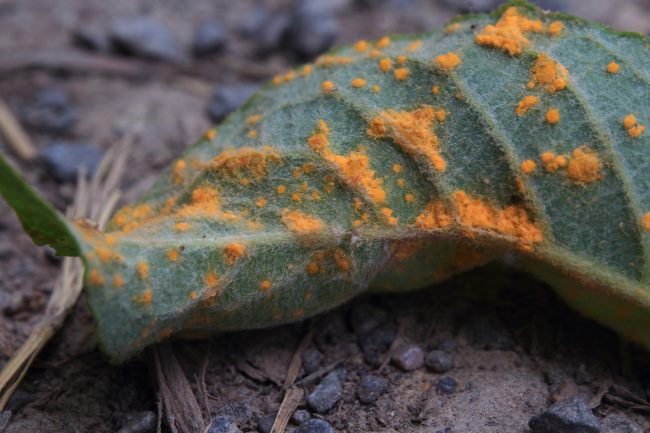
[307,371,343,413]
[294,418,335,433]
[40,142,104,182]
[193,20,227,57]
[425,350,454,373]
[110,16,186,63]
[436,377,458,395]
[291,410,311,425]
[357,374,388,404]
[391,345,425,371]
[256,414,275,433]
[206,84,259,122]
[206,416,242,433]
[302,348,324,374]
[528,397,601,433]
[21,87,76,133]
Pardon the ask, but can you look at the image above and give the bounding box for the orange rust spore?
[281,210,325,236]
[377,36,391,48]
[566,147,602,183]
[173,159,187,184]
[606,61,620,74]
[548,21,563,36]
[224,243,246,264]
[368,106,447,172]
[137,289,153,305]
[520,159,536,174]
[321,80,336,93]
[354,39,369,52]
[259,279,272,291]
[394,67,410,81]
[434,52,461,70]
[545,107,560,124]
[529,53,568,93]
[210,146,280,180]
[453,190,543,246]
[351,78,367,88]
[381,207,398,226]
[378,58,392,73]
[415,201,452,229]
[475,6,545,56]
[406,40,422,52]
[112,274,124,288]
[175,222,192,232]
[643,212,650,232]
[167,249,179,262]
[515,95,539,116]
[88,268,105,285]
[136,261,149,280]
[309,120,386,203]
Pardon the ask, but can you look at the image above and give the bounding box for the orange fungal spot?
[394,67,410,81]
[210,146,280,181]
[255,197,267,208]
[321,80,336,93]
[547,21,563,36]
[396,55,407,65]
[137,289,153,305]
[515,95,539,116]
[306,262,320,274]
[308,120,386,203]
[246,114,262,126]
[136,261,149,280]
[175,222,191,232]
[623,114,645,138]
[434,51,461,70]
[381,207,398,225]
[112,274,124,288]
[392,163,402,174]
[351,78,367,88]
[205,128,217,140]
[446,22,461,34]
[372,85,381,93]
[606,61,620,74]
[224,243,246,264]
[545,107,560,124]
[281,210,325,237]
[475,6,545,56]
[167,249,179,262]
[520,159,536,174]
[431,84,440,94]
[406,40,422,52]
[529,53,568,93]
[173,160,187,184]
[378,58,392,73]
[368,106,447,172]
[566,147,602,183]
[377,36,391,48]
[643,212,650,232]
[354,39,369,52]
[415,201,452,229]
[277,185,286,195]
[88,268,104,285]
[260,279,272,291]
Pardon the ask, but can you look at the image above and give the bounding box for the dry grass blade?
[0,108,145,411]
[0,97,37,160]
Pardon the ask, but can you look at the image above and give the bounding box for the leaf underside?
[67,0,649,362]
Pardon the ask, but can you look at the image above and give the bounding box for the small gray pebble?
[41,142,104,182]
[73,26,111,52]
[253,11,291,52]
[529,396,600,433]
[257,414,275,433]
[357,374,388,404]
[110,16,186,63]
[291,409,311,424]
[289,1,339,59]
[206,415,242,433]
[436,377,457,395]
[391,345,424,371]
[206,84,259,122]
[425,350,453,373]
[295,418,335,433]
[302,348,324,374]
[307,371,342,413]
[193,20,227,56]
[117,411,156,433]
[601,413,643,433]
[359,321,397,367]
[22,87,76,133]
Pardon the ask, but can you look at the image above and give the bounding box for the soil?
[1,0,650,432]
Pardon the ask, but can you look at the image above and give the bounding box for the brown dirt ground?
[1,0,650,432]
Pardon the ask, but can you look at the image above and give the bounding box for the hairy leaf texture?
[3,1,648,362]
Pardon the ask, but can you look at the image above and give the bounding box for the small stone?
[193,20,227,57]
[72,25,111,53]
[116,411,156,433]
[528,397,600,433]
[302,348,324,374]
[425,350,453,373]
[359,321,397,367]
[290,0,339,59]
[307,371,342,413]
[239,7,271,38]
[291,410,311,425]
[357,374,388,404]
[602,413,643,433]
[41,142,104,182]
[436,377,457,395]
[461,314,515,350]
[110,16,186,63]
[253,11,291,52]
[295,418,335,433]
[22,87,76,133]
[257,414,275,433]
[206,415,242,433]
[349,304,389,335]
[206,84,259,122]
[391,345,424,371]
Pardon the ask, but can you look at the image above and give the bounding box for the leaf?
[6,1,649,362]
[0,152,80,256]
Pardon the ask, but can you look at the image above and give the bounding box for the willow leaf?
[2,0,649,362]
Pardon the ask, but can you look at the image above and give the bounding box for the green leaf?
[0,152,80,256]
[52,1,650,362]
